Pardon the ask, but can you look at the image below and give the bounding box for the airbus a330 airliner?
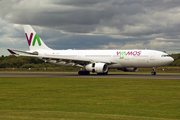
[8,25,174,75]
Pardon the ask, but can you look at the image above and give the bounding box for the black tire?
[151,72,156,75]
[97,72,108,75]
[78,71,82,75]
[78,71,90,75]
[85,71,90,75]
[104,71,108,75]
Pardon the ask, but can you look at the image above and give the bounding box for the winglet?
[7,49,17,55]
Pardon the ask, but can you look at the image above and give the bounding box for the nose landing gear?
[151,67,156,75]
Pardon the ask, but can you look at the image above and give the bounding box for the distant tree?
[27,57,44,64]
[21,64,34,68]
[0,55,5,61]
[0,61,7,68]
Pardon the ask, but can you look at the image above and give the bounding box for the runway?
[0,73,180,79]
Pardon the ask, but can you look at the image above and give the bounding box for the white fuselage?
[35,49,174,69]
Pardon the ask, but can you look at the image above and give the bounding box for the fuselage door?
[150,52,155,60]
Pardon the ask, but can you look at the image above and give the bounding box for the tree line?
[0,55,54,68]
[0,53,180,68]
[169,53,180,66]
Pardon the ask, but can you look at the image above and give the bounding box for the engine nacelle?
[117,68,138,72]
[85,63,108,73]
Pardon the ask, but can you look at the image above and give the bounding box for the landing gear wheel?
[78,71,90,75]
[151,72,156,75]
[104,71,108,75]
[151,67,157,75]
[97,71,108,75]
[85,71,90,75]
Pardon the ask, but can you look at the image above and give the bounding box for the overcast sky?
[0,0,180,56]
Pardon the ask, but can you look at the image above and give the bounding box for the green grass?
[1,78,180,120]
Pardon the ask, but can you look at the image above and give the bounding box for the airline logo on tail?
[25,33,41,46]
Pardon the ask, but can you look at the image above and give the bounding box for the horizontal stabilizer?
[7,49,18,55]
[7,49,38,55]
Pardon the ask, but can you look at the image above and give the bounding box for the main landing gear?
[97,71,108,75]
[151,67,156,75]
[78,71,108,75]
[78,71,90,75]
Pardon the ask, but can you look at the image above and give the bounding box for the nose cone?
[160,56,174,66]
[171,57,174,62]
[168,57,174,64]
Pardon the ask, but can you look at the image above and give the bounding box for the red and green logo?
[25,33,41,46]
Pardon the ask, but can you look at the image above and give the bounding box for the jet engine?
[85,63,108,73]
[117,68,138,72]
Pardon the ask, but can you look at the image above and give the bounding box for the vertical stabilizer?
[23,25,52,51]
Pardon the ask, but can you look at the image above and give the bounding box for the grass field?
[1,78,180,120]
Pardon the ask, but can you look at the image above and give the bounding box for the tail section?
[23,25,52,51]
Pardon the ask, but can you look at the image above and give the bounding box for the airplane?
[7,25,174,75]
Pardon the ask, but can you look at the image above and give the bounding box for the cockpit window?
[161,55,170,57]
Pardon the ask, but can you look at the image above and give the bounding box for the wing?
[7,49,117,66]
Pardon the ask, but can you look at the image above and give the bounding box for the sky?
[0,0,180,56]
